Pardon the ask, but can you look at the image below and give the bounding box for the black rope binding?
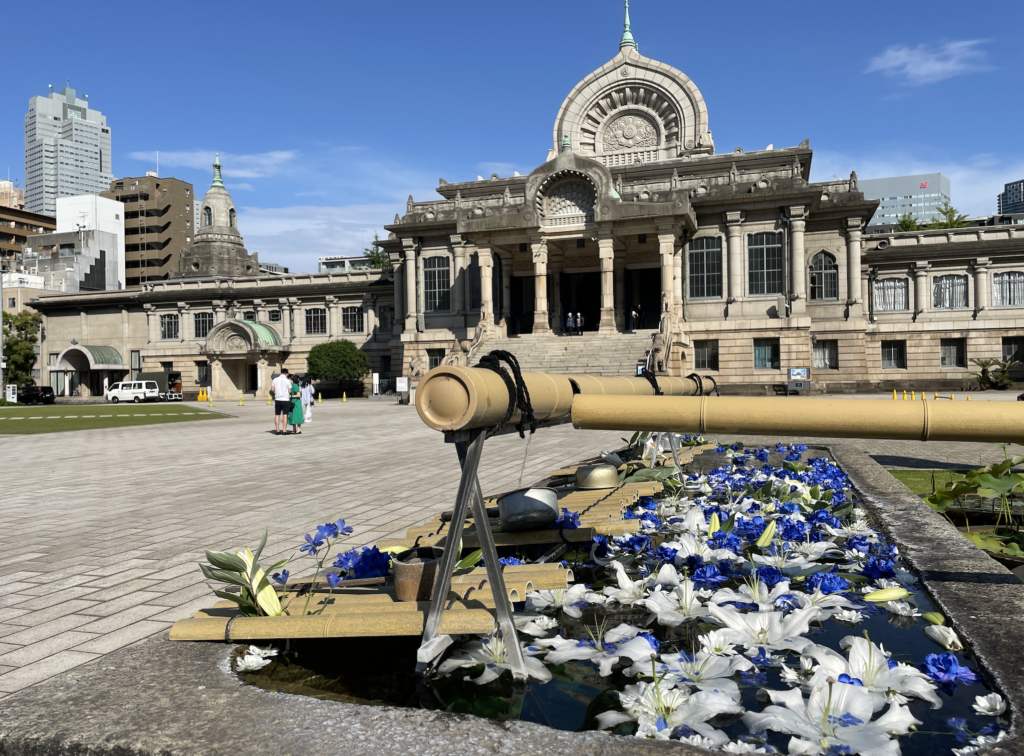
[640,367,664,396]
[685,372,704,397]
[476,350,538,438]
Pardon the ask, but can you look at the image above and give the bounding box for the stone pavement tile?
[0,594,33,609]
[149,573,205,594]
[0,567,44,580]
[145,596,219,623]
[0,554,48,569]
[71,620,170,655]
[76,604,168,635]
[5,600,99,629]
[7,587,101,612]
[15,575,106,596]
[78,591,168,618]
[143,583,213,608]
[0,631,99,667]
[82,567,164,588]
[0,643,20,655]
[81,559,159,578]
[85,578,163,602]
[0,650,100,693]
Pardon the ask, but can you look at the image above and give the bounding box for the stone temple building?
[28,7,1024,397]
[178,155,259,278]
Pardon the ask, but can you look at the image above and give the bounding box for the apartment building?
[0,204,56,273]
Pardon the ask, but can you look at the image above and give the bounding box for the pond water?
[241,444,1009,755]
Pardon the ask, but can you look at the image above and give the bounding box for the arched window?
[809,252,839,301]
[229,209,236,228]
[993,272,1024,306]
[202,206,211,226]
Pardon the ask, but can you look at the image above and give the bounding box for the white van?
[105,381,161,404]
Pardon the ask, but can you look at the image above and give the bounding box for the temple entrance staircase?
[475,330,657,376]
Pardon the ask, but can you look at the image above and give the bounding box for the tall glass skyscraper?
[859,173,951,230]
[24,86,114,215]
[997,180,1024,215]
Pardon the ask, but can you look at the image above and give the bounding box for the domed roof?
[195,154,244,245]
[552,3,711,166]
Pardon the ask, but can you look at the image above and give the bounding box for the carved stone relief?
[602,114,658,152]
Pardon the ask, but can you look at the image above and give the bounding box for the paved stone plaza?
[1,397,1021,698]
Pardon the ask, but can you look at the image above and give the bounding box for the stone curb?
[1,444,1022,755]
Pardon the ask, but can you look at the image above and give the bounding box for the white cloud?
[126,149,298,179]
[237,203,401,272]
[865,40,992,85]
[811,149,1023,217]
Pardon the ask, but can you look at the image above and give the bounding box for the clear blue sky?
[3,0,1020,273]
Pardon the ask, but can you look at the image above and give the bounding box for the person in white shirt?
[271,372,293,435]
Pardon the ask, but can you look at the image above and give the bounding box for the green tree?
[363,233,392,269]
[927,201,970,229]
[306,340,371,383]
[2,310,42,386]
[894,212,921,232]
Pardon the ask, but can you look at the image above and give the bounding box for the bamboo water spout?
[415,366,714,433]
[570,394,1024,444]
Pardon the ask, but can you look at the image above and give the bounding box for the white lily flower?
[722,742,772,753]
[823,519,877,538]
[602,561,652,606]
[639,579,713,627]
[973,692,1006,716]
[922,624,963,651]
[885,600,921,618]
[679,734,719,748]
[525,584,595,618]
[653,649,753,701]
[536,635,625,676]
[246,645,278,658]
[513,614,560,637]
[808,636,941,710]
[791,540,845,561]
[651,562,682,589]
[235,653,273,672]
[750,548,818,577]
[742,681,920,756]
[603,622,641,644]
[437,631,551,685]
[833,609,866,624]
[873,578,903,591]
[700,629,739,657]
[595,681,741,746]
[710,579,794,612]
[707,602,818,653]
[779,655,816,684]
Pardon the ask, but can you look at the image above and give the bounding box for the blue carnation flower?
[805,567,849,595]
[692,564,728,589]
[861,556,896,580]
[756,565,784,588]
[551,508,581,530]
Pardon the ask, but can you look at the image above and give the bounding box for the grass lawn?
[887,469,967,496]
[0,404,226,435]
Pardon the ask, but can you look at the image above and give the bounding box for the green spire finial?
[619,0,637,51]
[562,132,571,151]
[212,152,224,187]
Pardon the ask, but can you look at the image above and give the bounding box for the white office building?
[24,86,114,215]
[55,195,126,288]
[859,173,951,230]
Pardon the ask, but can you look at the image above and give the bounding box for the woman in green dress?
[287,374,304,434]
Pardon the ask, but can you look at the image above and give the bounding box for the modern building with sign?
[859,174,951,231]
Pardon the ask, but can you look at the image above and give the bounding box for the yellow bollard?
[208,396,213,407]
[267,393,272,405]
[934,393,938,401]
[198,388,205,402]
[893,389,897,400]
[318,392,322,404]
[968,395,972,401]
[951,393,955,401]
[911,391,915,401]
[239,394,244,406]
[903,390,907,400]
[343,391,347,402]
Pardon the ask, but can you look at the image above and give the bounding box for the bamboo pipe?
[415,365,711,432]
[571,394,1024,444]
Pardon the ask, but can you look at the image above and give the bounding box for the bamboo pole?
[570,394,1024,444]
[415,365,711,433]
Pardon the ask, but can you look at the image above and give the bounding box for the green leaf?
[832,504,854,518]
[213,590,258,616]
[204,550,248,572]
[200,565,251,589]
[253,528,269,564]
[455,549,483,571]
[721,513,736,533]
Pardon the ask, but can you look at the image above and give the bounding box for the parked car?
[105,381,161,403]
[16,385,56,405]
[137,371,183,401]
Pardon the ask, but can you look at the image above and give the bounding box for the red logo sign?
[920,182,929,189]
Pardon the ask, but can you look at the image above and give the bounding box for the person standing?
[271,370,292,435]
[635,303,644,329]
[565,312,574,335]
[576,312,584,335]
[288,374,304,435]
[300,378,314,423]
[629,306,637,332]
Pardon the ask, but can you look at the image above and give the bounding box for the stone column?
[531,239,551,334]
[913,262,930,315]
[211,358,222,400]
[598,234,616,333]
[214,301,228,325]
[500,252,512,333]
[673,243,683,317]
[973,258,991,313]
[143,304,156,344]
[80,309,90,342]
[787,207,807,305]
[402,238,418,332]
[394,257,405,333]
[724,211,745,302]
[614,257,626,330]
[178,302,190,343]
[364,294,377,337]
[658,230,675,320]
[451,235,467,320]
[478,245,494,329]
[845,218,863,303]
[325,295,338,338]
